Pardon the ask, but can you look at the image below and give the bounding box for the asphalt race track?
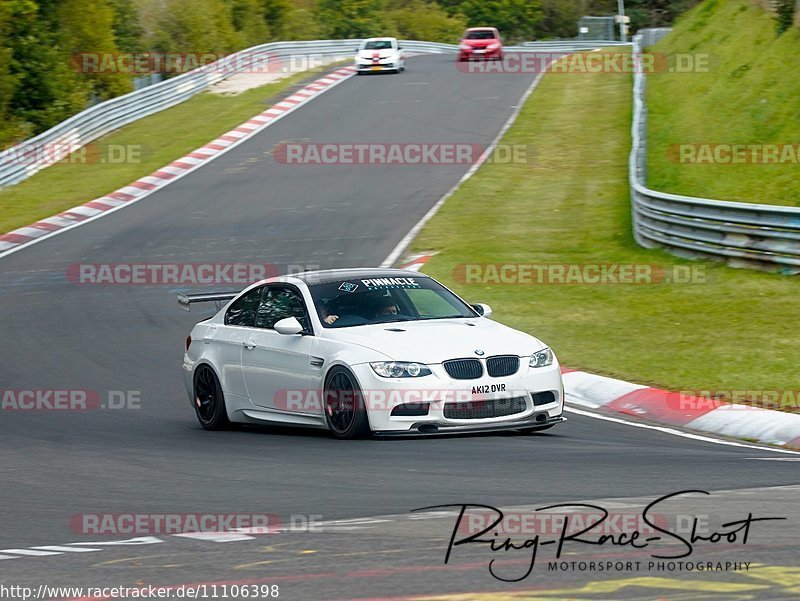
[1,54,799,599]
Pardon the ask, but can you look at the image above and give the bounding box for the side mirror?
[471,303,493,318]
[274,316,304,335]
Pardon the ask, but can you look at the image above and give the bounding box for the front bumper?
[374,414,565,437]
[355,62,398,72]
[350,360,564,433]
[458,48,502,61]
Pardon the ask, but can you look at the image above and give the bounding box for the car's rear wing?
[177,292,239,312]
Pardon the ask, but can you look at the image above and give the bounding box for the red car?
[458,27,503,62]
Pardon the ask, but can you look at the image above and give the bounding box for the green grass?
[409,52,799,394]
[646,0,800,206]
[0,69,318,234]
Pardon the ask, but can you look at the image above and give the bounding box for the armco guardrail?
[522,40,628,49]
[0,38,609,190]
[630,32,800,273]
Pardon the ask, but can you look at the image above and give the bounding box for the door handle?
[243,340,256,350]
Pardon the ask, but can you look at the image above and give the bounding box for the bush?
[315,0,397,39]
[389,1,466,43]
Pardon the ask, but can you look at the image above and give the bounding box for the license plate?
[474,49,485,54]
[371,66,382,71]
[471,383,506,395]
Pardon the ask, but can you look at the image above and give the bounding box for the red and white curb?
[399,252,436,272]
[0,66,357,259]
[399,253,800,451]
[563,369,800,451]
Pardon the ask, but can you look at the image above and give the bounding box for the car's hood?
[357,49,397,60]
[324,318,545,363]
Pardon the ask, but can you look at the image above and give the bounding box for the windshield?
[363,40,394,50]
[465,30,497,40]
[309,276,477,328]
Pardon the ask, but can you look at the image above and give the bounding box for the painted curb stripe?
[605,387,720,426]
[562,371,646,409]
[399,254,433,272]
[686,404,800,446]
[564,370,800,451]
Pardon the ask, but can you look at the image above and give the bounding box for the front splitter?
[373,415,566,437]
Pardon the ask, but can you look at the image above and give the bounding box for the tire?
[193,364,230,430]
[323,367,371,439]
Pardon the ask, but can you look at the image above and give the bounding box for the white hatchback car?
[354,37,405,74]
[180,269,564,439]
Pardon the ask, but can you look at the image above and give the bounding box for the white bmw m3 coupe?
[180,268,564,438]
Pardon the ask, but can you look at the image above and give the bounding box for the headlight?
[487,43,499,50]
[370,361,432,378]
[459,44,472,51]
[529,348,554,368]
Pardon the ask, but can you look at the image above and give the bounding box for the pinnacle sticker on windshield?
[361,277,422,290]
[338,282,358,293]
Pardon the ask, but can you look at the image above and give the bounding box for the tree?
[59,0,132,99]
[230,0,271,47]
[152,0,240,55]
[3,0,89,136]
[0,3,21,144]
[316,0,397,39]
[260,0,293,38]
[537,0,584,39]
[389,0,466,42]
[108,0,145,53]
[279,9,323,41]
[458,0,544,42]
